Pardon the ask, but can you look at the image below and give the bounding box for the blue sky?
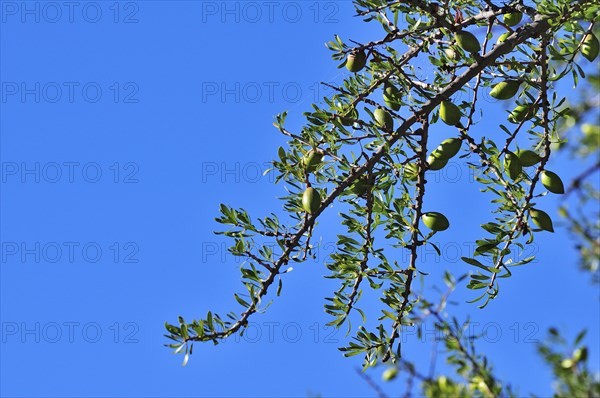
[1,1,598,397]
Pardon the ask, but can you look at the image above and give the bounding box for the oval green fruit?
[504,151,522,180]
[444,48,458,61]
[346,50,367,72]
[454,30,481,53]
[383,84,401,111]
[508,104,536,123]
[302,187,321,214]
[582,33,599,62]
[303,149,324,172]
[422,212,450,231]
[435,138,462,159]
[374,108,394,130]
[427,153,448,170]
[382,367,399,382]
[541,170,564,194]
[530,208,554,232]
[490,80,520,100]
[516,149,541,167]
[404,163,419,181]
[503,12,522,26]
[439,100,462,126]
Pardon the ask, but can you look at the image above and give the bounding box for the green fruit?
[490,80,521,100]
[503,12,522,26]
[302,187,321,214]
[582,33,599,62]
[530,208,554,232]
[541,170,565,194]
[444,48,458,61]
[508,104,536,123]
[383,84,401,111]
[497,32,511,44]
[303,149,324,172]
[346,50,367,72]
[382,367,399,381]
[434,138,462,159]
[404,163,419,181]
[454,30,481,53]
[516,149,541,167]
[422,212,450,231]
[427,153,448,170]
[504,151,522,180]
[439,100,462,126]
[374,108,394,130]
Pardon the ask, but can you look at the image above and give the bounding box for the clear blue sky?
[1,2,598,397]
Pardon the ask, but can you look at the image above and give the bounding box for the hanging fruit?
[422,212,450,231]
[454,30,481,53]
[541,170,565,194]
[503,12,522,26]
[439,100,462,126]
[383,84,401,111]
[490,80,521,100]
[346,49,367,72]
[302,187,322,214]
[374,108,394,130]
[303,149,325,172]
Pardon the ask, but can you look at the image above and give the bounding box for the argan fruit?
[516,149,541,167]
[382,367,399,381]
[383,84,401,111]
[374,108,393,130]
[582,33,599,62]
[490,80,521,100]
[435,138,462,159]
[303,149,324,172]
[497,32,511,44]
[504,151,522,180]
[302,187,321,214]
[427,153,448,170]
[454,30,481,53]
[508,104,536,123]
[444,48,458,61]
[530,208,554,232]
[422,212,450,231]
[346,50,367,72]
[404,163,419,181]
[541,170,565,194]
[503,12,522,26]
[439,100,462,126]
